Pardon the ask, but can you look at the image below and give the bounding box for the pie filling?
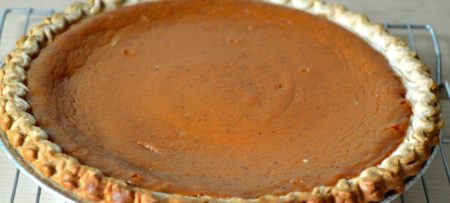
[27,0,411,198]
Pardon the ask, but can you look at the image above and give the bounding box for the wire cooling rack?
[0,7,449,203]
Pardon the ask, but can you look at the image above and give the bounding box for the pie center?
[26,0,411,198]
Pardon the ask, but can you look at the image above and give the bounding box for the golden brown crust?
[0,0,442,202]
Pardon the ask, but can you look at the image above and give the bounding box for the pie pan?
[0,0,443,202]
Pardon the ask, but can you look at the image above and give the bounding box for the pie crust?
[0,0,443,202]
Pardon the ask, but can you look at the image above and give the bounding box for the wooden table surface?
[0,1,449,203]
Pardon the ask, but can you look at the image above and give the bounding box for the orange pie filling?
[26,0,412,198]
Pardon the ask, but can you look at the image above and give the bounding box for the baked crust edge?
[0,0,443,202]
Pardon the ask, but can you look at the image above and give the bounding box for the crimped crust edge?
[0,0,443,202]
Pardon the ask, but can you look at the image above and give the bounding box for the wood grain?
[0,1,449,202]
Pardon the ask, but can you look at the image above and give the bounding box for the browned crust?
[0,0,443,202]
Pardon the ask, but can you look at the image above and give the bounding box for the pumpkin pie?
[0,0,442,202]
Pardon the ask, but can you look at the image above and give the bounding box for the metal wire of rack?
[0,7,449,203]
